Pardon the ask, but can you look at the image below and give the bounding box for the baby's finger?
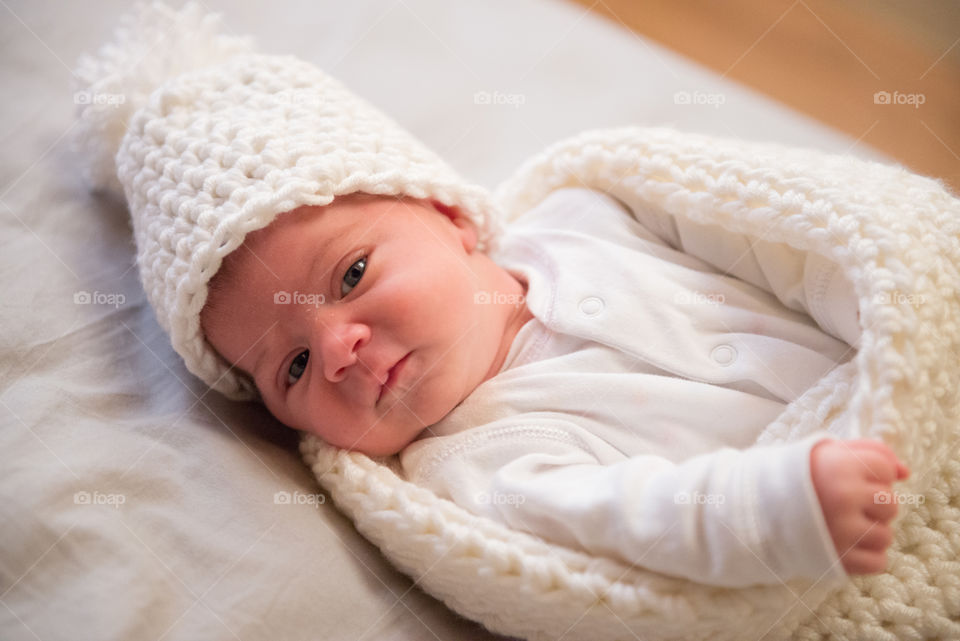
[855,440,908,480]
[841,546,889,575]
[847,447,898,483]
[855,522,894,552]
[848,438,896,459]
[896,460,910,480]
[864,490,899,522]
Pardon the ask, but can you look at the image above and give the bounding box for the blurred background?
[571,0,960,193]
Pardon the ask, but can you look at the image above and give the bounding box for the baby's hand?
[809,438,910,575]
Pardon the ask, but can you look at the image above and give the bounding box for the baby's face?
[201,194,531,457]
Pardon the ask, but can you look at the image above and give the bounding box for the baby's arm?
[810,438,910,574]
[406,424,852,588]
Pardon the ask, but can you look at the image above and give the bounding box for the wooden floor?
[572,0,960,194]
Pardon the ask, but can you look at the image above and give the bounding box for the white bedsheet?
[0,1,889,639]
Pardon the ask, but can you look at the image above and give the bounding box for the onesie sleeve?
[406,424,849,589]
[627,200,862,349]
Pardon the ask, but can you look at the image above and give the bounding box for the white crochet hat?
[71,1,505,402]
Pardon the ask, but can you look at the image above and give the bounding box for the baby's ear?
[430,199,478,252]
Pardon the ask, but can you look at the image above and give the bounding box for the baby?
[199,187,909,588]
[200,192,534,457]
[74,0,910,592]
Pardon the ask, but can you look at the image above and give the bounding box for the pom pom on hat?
[71,1,256,199]
[71,1,504,402]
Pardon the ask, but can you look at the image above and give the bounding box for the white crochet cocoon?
[301,127,960,641]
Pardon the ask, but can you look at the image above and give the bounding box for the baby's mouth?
[377,351,412,405]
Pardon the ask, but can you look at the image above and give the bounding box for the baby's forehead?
[261,193,401,232]
[271,193,423,236]
[241,203,338,251]
[234,194,389,262]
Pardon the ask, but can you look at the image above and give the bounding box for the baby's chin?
[374,380,470,453]
[353,422,430,457]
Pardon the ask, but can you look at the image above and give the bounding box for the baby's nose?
[316,320,371,382]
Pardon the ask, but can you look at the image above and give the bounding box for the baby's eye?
[287,349,309,386]
[341,256,366,298]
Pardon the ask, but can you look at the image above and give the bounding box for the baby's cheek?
[378,271,418,315]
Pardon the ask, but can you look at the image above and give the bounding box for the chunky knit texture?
[301,127,960,640]
[71,1,504,401]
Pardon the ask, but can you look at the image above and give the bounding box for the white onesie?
[400,187,862,588]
